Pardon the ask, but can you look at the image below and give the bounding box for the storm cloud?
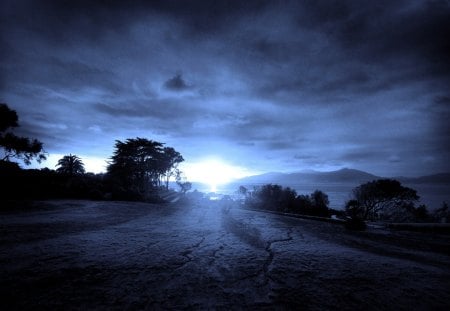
[1,0,449,176]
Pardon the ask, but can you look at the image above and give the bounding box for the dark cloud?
[433,95,450,108]
[91,101,202,139]
[164,74,189,91]
[1,0,449,176]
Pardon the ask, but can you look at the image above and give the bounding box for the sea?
[185,181,450,211]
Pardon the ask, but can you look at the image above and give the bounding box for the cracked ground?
[1,199,449,310]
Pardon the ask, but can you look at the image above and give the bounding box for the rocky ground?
[1,198,449,310]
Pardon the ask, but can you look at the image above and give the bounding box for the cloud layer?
[1,0,449,176]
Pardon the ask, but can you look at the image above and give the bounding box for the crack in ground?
[261,227,293,286]
[174,236,206,271]
[207,246,223,266]
[207,233,228,266]
[230,228,294,288]
[222,213,265,249]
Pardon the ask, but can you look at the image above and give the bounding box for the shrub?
[244,184,330,217]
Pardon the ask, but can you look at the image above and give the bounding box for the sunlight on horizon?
[180,158,254,192]
[34,155,256,191]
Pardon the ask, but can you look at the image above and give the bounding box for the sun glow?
[181,158,250,192]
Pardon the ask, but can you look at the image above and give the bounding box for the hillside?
[398,173,450,184]
[236,168,380,186]
[235,168,450,187]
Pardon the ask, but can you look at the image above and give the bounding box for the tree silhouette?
[0,103,46,165]
[293,194,312,213]
[56,154,86,176]
[160,147,184,189]
[310,190,329,215]
[176,169,192,194]
[0,103,18,131]
[344,199,367,230]
[251,184,297,212]
[107,138,184,197]
[413,204,429,222]
[433,202,449,223]
[349,179,419,220]
[238,185,248,197]
[291,190,329,216]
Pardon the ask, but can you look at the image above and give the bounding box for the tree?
[279,186,297,212]
[160,147,184,189]
[238,185,248,196]
[250,184,297,212]
[291,190,329,217]
[345,199,363,218]
[433,202,449,223]
[310,190,330,217]
[0,103,47,165]
[256,184,284,211]
[344,199,367,230]
[350,179,419,221]
[413,204,430,223]
[107,138,164,195]
[175,169,192,194]
[293,194,312,214]
[0,103,18,131]
[106,138,184,197]
[56,154,86,175]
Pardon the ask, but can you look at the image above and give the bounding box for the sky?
[1,0,449,179]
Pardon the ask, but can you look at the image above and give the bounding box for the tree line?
[0,103,190,203]
[240,179,449,230]
[2,102,449,226]
[241,184,330,217]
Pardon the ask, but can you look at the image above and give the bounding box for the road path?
[1,199,449,310]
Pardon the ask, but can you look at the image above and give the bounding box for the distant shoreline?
[183,181,450,210]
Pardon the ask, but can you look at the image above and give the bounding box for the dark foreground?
[1,200,449,310]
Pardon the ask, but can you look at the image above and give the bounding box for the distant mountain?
[398,173,450,184]
[301,168,379,183]
[226,169,449,210]
[236,172,287,184]
[235,168,380,186]
[234,168,450,187]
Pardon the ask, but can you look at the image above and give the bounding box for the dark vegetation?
[0,104,186,204]
[1,163,106,201]
[56,154,86,175]
[343,179,450,227]
[346,179,419,221]
[0,103,46,165]
[0,143,185,203]
[1,103,449,228]
[241,180,449,231]
[106,138,184,201]
[242,184,331,218]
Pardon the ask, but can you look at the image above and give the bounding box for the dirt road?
[1,199,449,310]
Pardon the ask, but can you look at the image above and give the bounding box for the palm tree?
[56,154,85,175]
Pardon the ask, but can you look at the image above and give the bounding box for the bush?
[433,202,450,223]
[247,184,296,212]
[348,179,419,221]
[244,184,330,217]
